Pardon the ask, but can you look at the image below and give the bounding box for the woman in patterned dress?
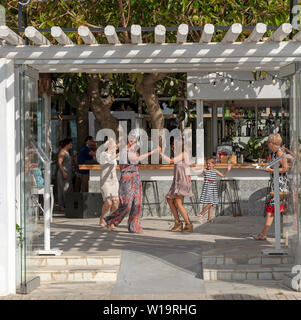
[161,138,194,233]
[199,157,231,223]
[105,134,159,234]
[253,133,288,240]
[96,137,119,228]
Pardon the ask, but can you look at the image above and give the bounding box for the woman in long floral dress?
[105,135,159,234]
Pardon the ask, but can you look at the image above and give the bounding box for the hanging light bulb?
[194,83,198,90]
[230,78,234,86]
[170,80,174,87]
[272,76,276,85]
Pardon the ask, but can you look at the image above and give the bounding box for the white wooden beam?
[177,24,189,44]
[245,23,267,42]
[222,23,242,43]
[0,26,24,45]
[268,23,292,42]
[2,42,301,61]
[293,30,301,41]
[51,26,73,45]
[78,25,97,45]
[25,26,51,45]
[131,24,142,44]
[199,24,214,43]
[104,25,120,44]
[155,24,166,44]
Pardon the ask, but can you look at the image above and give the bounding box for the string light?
[164,71,287,88]
[272,76,276,85]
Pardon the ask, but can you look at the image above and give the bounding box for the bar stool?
[263,179,272,217]
[183,180,199,216]
[141,180,161,217]
[217,179,242,217]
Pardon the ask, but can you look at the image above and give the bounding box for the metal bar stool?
[217,179,242,216]
[141,180,161,217]
[183,180,199,216]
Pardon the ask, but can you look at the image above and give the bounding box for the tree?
[4,0,291,133]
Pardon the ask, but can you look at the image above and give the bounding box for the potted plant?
[239,136,265,162]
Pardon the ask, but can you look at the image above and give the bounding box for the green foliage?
[2,0,292,115]
[240,136,265,160]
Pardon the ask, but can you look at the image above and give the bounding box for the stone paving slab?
[2,214,301,300]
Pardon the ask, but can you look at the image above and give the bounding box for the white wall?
[0,58,16,295]
[187,71,286,100]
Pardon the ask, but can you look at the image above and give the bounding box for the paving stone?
[232,273,246,280]
[258,273,273,280]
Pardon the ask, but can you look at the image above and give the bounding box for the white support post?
[222,23,242,43]
[177,24,189,44]
[212,103,218,153]
[0,26,24,45]
[25,26,51,46]
[104,25,120,44]
[268,23,292,42]
[196,99,204,164]
[0,58,16,295]
[262,155,288,256]
[131,24,142,44]
[245,23,267,42]
[51,26,73,45]
[155,25,166,44]
[199,24,214,43]
[78,26,97,45]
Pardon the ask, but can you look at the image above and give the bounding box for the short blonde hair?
[267,133,282,146]
[206,156,216,164]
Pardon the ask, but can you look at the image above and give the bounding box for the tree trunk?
[76,95,89,150]
[87,74,119,135]
[38,73,52,97]
[137,73,166,130]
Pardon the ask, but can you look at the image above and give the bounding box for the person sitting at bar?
[77,136,96,192]
[253,133,288,240]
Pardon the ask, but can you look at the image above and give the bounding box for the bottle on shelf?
[237,122,242,136]
[246,122,251,136]
[250,121,255,137]
[257,126,262,137]
[228,122,233,136]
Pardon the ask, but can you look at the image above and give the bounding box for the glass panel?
[19,68,41,291]
[284,72,301,265]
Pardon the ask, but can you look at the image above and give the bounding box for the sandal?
[252,233,267,240]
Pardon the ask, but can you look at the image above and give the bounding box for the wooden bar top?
[79,163,268,170]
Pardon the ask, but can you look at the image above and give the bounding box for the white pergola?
[0,22,301,73]
[0,22,301,296]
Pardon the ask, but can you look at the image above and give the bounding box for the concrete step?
[282,273,301,292]
[203,264,293,281]
[28,265,119,283]
[201,254,294,266]
[27,255,121,267]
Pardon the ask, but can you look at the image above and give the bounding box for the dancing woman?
[160,137,194,233]
[96,137,119,228]
[105,135,159,234]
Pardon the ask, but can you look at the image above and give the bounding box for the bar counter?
[79,163,271,216]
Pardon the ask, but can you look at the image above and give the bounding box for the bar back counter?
[79,163,270,217]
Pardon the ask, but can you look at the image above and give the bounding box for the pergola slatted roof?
[0,23,301,73]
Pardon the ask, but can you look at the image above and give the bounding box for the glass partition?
[283,71,301,266]
[19,67,41,293]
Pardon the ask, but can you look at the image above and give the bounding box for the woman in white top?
[96,138,119,228]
